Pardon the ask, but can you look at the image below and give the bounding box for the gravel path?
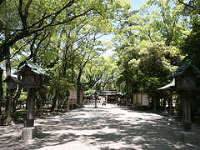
[0,104,200,150]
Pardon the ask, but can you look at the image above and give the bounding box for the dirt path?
[0,104,200,150]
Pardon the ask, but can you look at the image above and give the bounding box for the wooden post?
[183,94,192,131]
[25,88,35,127]
[184,97,191,122]
[94,92,97,108]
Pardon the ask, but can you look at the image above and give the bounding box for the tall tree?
[0,68,3,115]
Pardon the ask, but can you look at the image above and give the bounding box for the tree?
[177,0,200,67]
[0,0,95,62]
[0,68,3,115]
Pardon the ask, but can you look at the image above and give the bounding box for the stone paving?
[0,104,200,150]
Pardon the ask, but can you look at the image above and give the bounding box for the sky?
[102,0,147,57]
[130,0,147,10]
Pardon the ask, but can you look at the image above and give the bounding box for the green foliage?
[85,89,95,95]
[69,104,82,110]
[18,92,27,103]
[13,110,27,118]
[113,0,187,96]
[82,56,119,91]
[0,114,7,120]
[181,22,200,67]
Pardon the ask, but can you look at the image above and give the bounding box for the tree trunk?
[77,67,82,105]
[0,68,3,115]
[77,85,81,105]
[153,98,157,112]
[51,91,58,112]
[13,85,22,113]
[169,94,173,114]
[5,49,13,125]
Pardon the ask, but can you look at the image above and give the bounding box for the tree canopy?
[0,0,199,121]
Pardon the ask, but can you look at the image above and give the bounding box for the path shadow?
[1,105,200,150]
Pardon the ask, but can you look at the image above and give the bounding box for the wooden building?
[132,93,149,108]
[102,90,118,103]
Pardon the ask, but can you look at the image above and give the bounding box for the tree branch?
[0,8,92,62]
[28,0,75,29]
[177,0,194,8]
[18,0,27,29]
[24,0,33,19]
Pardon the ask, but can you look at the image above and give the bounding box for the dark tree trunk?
[36,96,41,111]
[0,68,3,115]
[12,85,22,113]
[153,98,157,112]
[77,70,82,105]
[168,94,173,114]
[163,99,166,110]
[51,91,58,112]
[62,45,69,77]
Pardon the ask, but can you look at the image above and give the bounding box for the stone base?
[22,127,35,144]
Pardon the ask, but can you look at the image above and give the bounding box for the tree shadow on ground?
[1,105,200,150]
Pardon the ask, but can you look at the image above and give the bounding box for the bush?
[0,115,7,125]
[13,110,27,118]
[0,114,7,120]
[69,104,82,110]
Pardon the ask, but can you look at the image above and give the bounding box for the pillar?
[183,94,191,131]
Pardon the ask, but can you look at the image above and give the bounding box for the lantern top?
[169,61,200,78]
[16,61,49,77]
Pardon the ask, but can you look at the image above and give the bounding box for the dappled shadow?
[1,104,200,150]
[0,125,24,150]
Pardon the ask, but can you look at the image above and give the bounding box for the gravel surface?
[0,104,200,150]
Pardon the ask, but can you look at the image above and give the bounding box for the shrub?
[0,115,7,125]
[13,110,27,118]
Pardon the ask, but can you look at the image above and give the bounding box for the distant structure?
[101,90,118,103]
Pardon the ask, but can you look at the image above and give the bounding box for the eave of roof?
[17,61,49,77]
[158,78,175,90]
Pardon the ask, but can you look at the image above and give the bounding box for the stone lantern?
[15,61,49,144]
[15,61,49,127]
[169,61,200,130]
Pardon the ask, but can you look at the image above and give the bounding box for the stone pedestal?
[22,127,35,144]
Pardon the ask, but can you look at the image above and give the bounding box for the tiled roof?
[17,61,49,76]
[168,61,200,78]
